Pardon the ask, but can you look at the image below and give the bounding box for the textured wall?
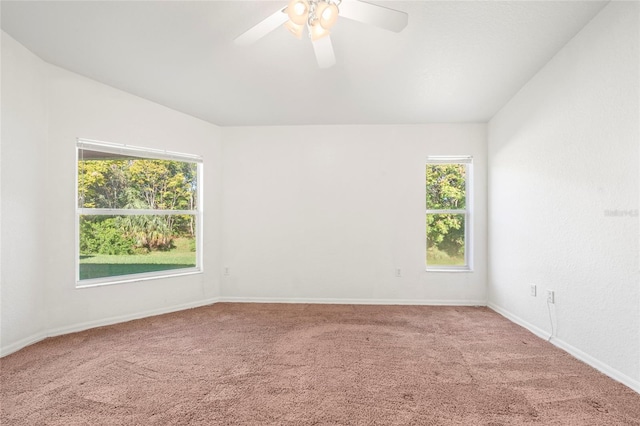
[221,124,487,304]
[43,65,223,334]
[488,1,639,389]
[1,32,48,352]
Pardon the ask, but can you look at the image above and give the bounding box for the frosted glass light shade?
[309,20,330,41]
[286,0,310,25]
[284,20,305,39]
[316,2,339,29]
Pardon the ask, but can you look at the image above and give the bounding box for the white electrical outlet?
[547,290,555,304]
[224,267,230,276]
[530,284,537,297]
[395,268,402,277]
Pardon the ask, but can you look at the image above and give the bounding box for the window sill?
[76,268,202,289]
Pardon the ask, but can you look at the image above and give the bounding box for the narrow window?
[76,139,202,286]
[426,156,472,271]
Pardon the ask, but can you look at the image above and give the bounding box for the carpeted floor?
[1,303,639,425]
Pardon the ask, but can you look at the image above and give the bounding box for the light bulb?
[309,20,330,41]
[286,0,309,25]
[316,2,339,29]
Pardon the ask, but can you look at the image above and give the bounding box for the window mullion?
[426,209,467,215]
[78,208,197,216]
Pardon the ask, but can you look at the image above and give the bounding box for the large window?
[76,139,202,286]
[426,156,472,271]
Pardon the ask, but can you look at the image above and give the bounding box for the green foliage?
[78,160,131,209]
[120,212,174,251]
[79,217,135,255]
[426,164,466,209]
[78,156,198,255]
[426,213,465,257]
[426,164,466,261]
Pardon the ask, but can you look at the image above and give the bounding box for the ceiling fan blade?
[338,0,408,33]
[312,36,336,68]
[235,7,289,46]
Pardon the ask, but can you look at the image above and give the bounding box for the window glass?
[77,141,201,285]
[79,215,197,280]
[426,164,466,210]
[426,158,471,270]
[426,213,465,266]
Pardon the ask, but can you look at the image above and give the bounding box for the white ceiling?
[1,0,607,126]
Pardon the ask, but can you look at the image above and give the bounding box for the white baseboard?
[0,331,49,358]
[488,302,640,394]
[488,303,552,340]
[219,296,487,306]
[1,297,220,358]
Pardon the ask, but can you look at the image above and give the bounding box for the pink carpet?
[2,303,639,425]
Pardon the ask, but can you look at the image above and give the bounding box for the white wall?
[0,33,223,355]
[488,1,639,391]
[1,32,48,352]
[222,125,487,304]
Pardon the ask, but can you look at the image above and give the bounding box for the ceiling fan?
[235,0,408,68]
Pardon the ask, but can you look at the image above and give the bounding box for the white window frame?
[75,138,203,287]
[426,156,473,272]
